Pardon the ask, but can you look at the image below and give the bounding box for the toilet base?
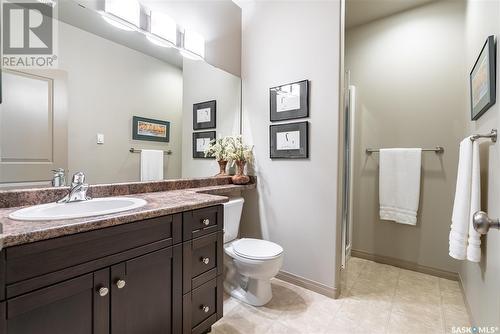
[225,276,272,307]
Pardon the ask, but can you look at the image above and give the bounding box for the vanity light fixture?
[183,29,205,59]
[149,11,177,47]
[37,0,56,7]
[102,0,141,32]
[179,49,203,61]
[146,34,174,48]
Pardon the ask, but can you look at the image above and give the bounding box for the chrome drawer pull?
[200,305,210,313]
[116,279,126,289]
[201,257,210,265]
[202,218,210,226]
[98,287,109,297]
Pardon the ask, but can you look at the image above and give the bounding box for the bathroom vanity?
[0,178,254,334]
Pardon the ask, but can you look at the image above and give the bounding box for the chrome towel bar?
[366,146,444,154]
[129,148,172,155]
[470,129,497,142]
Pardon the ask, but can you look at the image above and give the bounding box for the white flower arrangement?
[204,136,231,161]
[204,135,253,164]
[225,135,254,165]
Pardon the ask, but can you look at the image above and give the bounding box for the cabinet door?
[2,268,109,334]
[111,246,182,334]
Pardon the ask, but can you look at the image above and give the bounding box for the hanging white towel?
[449,138,481,262]
[140,149,164,181]
[379,148,422,225]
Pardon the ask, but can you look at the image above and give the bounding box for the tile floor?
[212,257,471,334]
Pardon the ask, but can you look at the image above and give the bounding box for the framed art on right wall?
[270,121,309,159]
[470,35,496,121]
[270,80,309,121]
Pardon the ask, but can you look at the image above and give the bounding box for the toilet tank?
[223,197,244,243]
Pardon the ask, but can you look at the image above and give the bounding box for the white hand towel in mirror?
[140,149,164,181]
[379,148,422,225]
[449,137,481,262]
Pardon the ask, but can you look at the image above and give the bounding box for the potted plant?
[226,135,253,185]
[204,137,230,177]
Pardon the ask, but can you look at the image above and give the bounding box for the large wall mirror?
[0,0,242,188]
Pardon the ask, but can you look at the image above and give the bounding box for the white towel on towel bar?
[449,138,481,262]
[379,148,422,225]
[140,149,164,181]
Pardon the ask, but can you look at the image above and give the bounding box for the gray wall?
[181,59,241,178]
[240,1,341,290]
[346,0,467,273]
[460,0,500,327]
[59,22,183,184]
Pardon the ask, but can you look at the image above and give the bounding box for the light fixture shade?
[150,11,177,45]
[105,0,140,28]
[184,30,205,58]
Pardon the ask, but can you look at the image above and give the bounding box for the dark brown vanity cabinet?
[0,205,224,334]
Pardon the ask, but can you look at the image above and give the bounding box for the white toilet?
[223,197,284,306]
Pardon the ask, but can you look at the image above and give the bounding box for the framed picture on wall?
[270,121,309,159]
[470,35,496,121]
[193,131,216,158]
[270,80,309,122]
[193,100,216,130]
[132,116,170,142]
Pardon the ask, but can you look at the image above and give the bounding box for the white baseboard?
[276,270,339,299]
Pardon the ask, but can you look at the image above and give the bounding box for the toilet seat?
[232,238,283,260]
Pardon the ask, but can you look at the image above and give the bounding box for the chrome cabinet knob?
[201,257,210,265]
[98,287,109,297]
[473,211,500,234]
[116,279,126,289]
[201,305,210,313]
[202,218,210,226]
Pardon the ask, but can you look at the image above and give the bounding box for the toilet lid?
[233,238,283,260]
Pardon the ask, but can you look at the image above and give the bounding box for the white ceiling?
[346,0,436,29]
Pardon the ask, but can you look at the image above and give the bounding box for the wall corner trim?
[458,272,476,327]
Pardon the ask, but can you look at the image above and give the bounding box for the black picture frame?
[132,116,170,142]
[470,35,496,121]
[192,131,216,159]
[270,80,309,122]
[270,122,309,159]
[193,100,217,130]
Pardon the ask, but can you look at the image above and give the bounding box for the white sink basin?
[9,197,147,221]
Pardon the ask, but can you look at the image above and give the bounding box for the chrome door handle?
[116,279,126,289]
[98,287,109,297]
[473,211,500,234]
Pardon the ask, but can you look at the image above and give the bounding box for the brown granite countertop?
[0,180,255,248]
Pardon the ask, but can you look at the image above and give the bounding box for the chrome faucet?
[51,168,66,187]
[57,172,91,203]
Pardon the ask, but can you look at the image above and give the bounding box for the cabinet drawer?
[183,232,223,293]
[182,276,223,334]
[183,206,223,241]
[6,214,182,284]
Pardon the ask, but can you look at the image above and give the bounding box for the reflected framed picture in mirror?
[270,122,309,159]
[270,80,309,122]
[470,35,496,121]
[193,131,216,158]
[132,116,170,142]
[193,100,216,130]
